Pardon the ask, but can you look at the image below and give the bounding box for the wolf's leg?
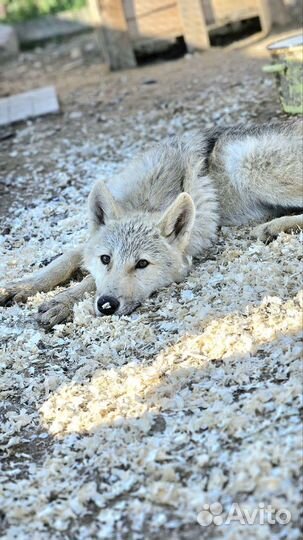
[252,214,303,242]
[36,275,95,329]
[0,247,84,305]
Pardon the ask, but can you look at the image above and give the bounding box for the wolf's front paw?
[36,298,73,330]
[0,280,38,305]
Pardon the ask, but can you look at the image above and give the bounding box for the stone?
[0,86,60,126]
[69,111,83,120]
[70,47,82,60]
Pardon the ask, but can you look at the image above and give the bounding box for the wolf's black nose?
[97,295,120,315]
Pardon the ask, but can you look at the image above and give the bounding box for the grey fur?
[1,120,302,327]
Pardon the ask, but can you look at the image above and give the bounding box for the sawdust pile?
[1,182,302,538]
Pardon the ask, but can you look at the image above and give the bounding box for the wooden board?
[210,0,259,22]
[124,0,182,40]
[124,0,177,19]
[127,9,182,40]
[178,0,210,50]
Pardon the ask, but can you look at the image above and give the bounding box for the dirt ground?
[0,28,302,540]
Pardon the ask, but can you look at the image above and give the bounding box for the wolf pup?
[1,120,302,328]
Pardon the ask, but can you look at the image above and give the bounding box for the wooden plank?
[201,0,215,25]
[268,0,290,26]
[127,5,182,39]
[88,0,136,70]
[257,0,272,34]
[211,0,259,22]
[88,0,103,24]
[178,0,210,51]
[124,0,177,20]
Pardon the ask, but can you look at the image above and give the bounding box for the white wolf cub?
[1,120,302,328]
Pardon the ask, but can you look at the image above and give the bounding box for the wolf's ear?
[158,193,195,248]
[88,181,121,229]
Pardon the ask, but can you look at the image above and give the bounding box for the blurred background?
[1,0,302,66]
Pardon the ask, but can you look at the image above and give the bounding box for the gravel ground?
[0,30,302,540]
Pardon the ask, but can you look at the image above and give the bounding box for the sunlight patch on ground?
[40,293,302,436]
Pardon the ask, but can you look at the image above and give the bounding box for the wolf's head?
[84,181,195,316]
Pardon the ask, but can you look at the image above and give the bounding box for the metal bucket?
[263,34,303,115]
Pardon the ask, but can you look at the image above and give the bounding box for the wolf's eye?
[100,254,111,265]
[135,259,149,269]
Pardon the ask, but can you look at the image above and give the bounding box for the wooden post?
[268,0,290,26]
[257,0,272,34]
[178,0,210,52]
[88,0,136,70]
